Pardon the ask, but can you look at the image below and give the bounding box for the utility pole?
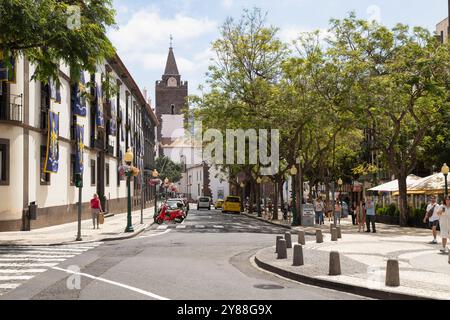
[75,174,83,241]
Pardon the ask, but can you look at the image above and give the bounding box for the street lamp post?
[291,165,300,226]
[338,178,343,196]
[164,178,169,200]
[124,149,135,233]
[140,174,144,225]
[257,177,262,217]
[442,163,449,197]
[152,169,159,218]
[240,182,245,213]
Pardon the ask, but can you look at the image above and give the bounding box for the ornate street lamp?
[124,148,134,233]
[442,163,449,197]
[240,181,245,212]
[164,177,169,200]
[256,177,262,217]
[290,165,300,226]
[338,178,343,199]
[152,169,159,217]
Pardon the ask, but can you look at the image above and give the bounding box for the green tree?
[191,8,288,219]
[155,156,183,184]
[329,14,450,226]
[0,0,116,83]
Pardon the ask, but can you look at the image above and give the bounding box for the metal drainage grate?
[254,284,285,290]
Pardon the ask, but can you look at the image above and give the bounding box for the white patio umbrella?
[368,174,422,192]
[406,173,447,195]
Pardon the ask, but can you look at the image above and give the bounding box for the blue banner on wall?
[75,124,84,175]
[95,84,104,128]
[72,72,87,117]
[108,97,117,136]
[44,111,60,173]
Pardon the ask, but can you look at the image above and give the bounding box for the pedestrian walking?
[334,200,342,225]
[325,200,333,223]
[350,202,357,225]
[356,200,366,232]
[438,196,450,254]
[365,198,376,233]
[314,197,325,225]
[90,193,103,230]
[342,199,349,219]
[423,196,441,244]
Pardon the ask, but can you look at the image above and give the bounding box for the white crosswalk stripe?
[0,242,102,297]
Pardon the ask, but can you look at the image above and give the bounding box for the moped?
[154,201,186,225]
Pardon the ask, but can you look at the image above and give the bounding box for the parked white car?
[197,197,211,210]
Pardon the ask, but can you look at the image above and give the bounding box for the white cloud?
[108,7,217,70]
[279,26,330,44]
[222,0,234,9]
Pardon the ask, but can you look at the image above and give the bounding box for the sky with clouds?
[108,0,448,103]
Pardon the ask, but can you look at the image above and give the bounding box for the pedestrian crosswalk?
[0,242,102,296]
[155,224,226,231]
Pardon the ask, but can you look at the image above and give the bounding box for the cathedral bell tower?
[155,44,188,157]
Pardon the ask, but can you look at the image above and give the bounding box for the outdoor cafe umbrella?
[405,173,447,195]
[368,174,422,192]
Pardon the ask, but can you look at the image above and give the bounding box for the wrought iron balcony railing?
[0,94,23,123]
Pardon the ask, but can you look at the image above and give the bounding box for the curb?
[0,223,150,247]
[253,252,429,300]
[243,213,293,230]
[243,213,317,236]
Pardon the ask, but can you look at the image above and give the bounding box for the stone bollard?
[285,232,292,249]
[336,226,342,239]
[329,251,341,276]
[298,230,306,246]
[385,259,400,287]
[316,229,323,243]
[293,244,304,266]
[330,223,336,232]
[331,228,338,241]
[277,239,287,260]
[275,236,283,253]
[448,251,450,265]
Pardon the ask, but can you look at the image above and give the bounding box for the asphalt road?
[1,207,366,300]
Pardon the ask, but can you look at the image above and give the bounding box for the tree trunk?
[273,180,279,220]
[249,181,255,214]
[296,173,301,221]
[279,179,285,215]
[398,172,409,227]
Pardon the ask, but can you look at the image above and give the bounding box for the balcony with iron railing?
[0,94,23,123]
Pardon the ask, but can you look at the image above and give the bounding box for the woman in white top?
[438,196,450,254]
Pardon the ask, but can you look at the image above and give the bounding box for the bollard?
[336,226,342,239]
[330,223,336,232]
[285,232,292,249]
[293,244,304,266]
[448,251,450,265]
[331,228,338,241]
[298,230,306,246]
[316,229,323,243]
[329,251,341,276]
[277,239,287,260]
[275,236,283,253]
[385,259,400,287]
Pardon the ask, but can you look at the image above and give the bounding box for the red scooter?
[155,201,186,225]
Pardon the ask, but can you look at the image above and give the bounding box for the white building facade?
[0,54,157,231]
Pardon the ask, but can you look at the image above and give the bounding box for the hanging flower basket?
[118,165,140,177]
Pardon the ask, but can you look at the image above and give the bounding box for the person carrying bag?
[90,194,103,229]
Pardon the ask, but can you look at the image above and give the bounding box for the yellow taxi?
[215,199,224,209]
[222,196,241,214]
